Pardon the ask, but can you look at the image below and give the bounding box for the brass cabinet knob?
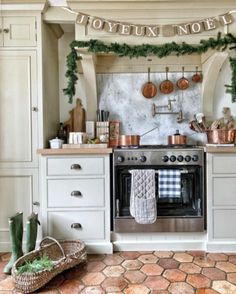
[3,28,9,33]
[33,201,40,206]
[71,191,82,197]
[71,223,82,229]
[70,164,81,170]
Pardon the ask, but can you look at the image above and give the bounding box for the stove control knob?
[170,155,176,162]
[185,155,191,162]
[139,156,147,163]
[192,154,199,162]
[117,155,125,163]
[162,155,169,162]
[177,155,184,162]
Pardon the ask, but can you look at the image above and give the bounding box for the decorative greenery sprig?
[17,255,53,274]
[225,58,236,103]
[63,32,236,104]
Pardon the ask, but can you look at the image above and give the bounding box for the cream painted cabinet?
[0,16,37,47]
[207,152,236,251]
[0,50,38,168]
[40,154,112,254]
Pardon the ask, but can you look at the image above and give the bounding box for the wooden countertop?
[206,146,236,153]
[37,148,113,155]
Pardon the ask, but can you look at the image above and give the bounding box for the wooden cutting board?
[65,98,86,132]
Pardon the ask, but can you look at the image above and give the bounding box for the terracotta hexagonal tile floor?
[1,250,236,293]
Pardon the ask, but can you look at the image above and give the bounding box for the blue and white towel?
[130,169,157,224]
[158,169,181,198]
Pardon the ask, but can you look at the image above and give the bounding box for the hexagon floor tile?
[1,251,236,293]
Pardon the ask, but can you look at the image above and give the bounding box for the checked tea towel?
[158,169,181,198]
[130,169,157,224]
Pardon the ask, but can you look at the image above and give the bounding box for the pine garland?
[225,58,236,102]
[64,32,236,103]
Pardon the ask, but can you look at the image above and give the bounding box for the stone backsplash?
[97,72,206,145]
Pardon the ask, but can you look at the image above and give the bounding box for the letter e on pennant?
[119,23,132,35]
[203,18,218,31]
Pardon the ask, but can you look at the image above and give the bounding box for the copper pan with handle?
[159,67,174,94]
[176,66,189,90]
[119,126,159,147]
[142,67,157,99]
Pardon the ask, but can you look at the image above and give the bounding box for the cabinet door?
[2,17,36,47]
[0,169,39,251]
[0,51,38,168]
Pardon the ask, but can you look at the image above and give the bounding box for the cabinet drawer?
[213,177,236,206]
[47,178,105,208]
[212,155,236,174]
[47,157,104,176]
[47,211,105,240]
[213,209,236,239]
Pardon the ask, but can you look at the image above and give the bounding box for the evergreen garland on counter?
[64,32,236,104]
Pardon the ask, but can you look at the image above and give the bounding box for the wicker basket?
[12,237,87,293]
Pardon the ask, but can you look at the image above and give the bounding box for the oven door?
[113,165,204,232]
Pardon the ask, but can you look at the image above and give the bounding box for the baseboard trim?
[207,242,236,252]
[113,240,206,251]
[85,242,113,254]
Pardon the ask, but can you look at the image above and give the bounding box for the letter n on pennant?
[175,24,191,35]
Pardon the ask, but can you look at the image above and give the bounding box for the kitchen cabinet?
[0,1,59,252]
[207,150,236,251]
[0,16,37,47]
[39,152,112,254]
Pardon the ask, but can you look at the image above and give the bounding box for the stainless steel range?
[113,145,205,233]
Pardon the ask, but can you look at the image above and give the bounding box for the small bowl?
[49,137,64,149]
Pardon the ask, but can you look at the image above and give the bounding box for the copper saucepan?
[168,130,187,145]
[119,126,159,147]
[159,67,174,94]
[142,67,157,99]
[176,66,189,90]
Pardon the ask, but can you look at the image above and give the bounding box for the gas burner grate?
[116,144,202,150]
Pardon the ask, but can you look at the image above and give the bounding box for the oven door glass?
[114,165,203,218]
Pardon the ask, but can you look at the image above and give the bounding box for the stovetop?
[114,145,204,166]
[116,144,201,149]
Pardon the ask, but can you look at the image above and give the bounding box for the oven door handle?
[128,169,188,174]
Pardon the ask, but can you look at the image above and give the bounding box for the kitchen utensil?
[195,113,208,130]
[159,67,174,94]
[206,129,236,144]
[142,67,157,99]
[118,125,159,147]
[192,66,202,83]
[176,67,189,90]
[168,130,187,145]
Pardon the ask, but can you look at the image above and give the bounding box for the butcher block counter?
[37,148,113,155]
[206,146,236,153]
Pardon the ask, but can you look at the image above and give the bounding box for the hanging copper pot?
[159,67,174,94]
[192,66,202,83]
[142,67,157,99]
[176,66,189,90]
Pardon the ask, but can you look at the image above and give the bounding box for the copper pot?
[206,129,236,144]
[119,126,159,147]
[142,67,157,99]
[168,130,187,145]
[176,66,189,90]
[159,67,174,94]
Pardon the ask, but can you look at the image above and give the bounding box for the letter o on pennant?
[91,18,104,30]
[190,22,204,34]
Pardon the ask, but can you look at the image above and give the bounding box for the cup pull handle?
[71,191,82,197]
[33,201,40,206]
[70,164,81,170]
[71,223,82,229]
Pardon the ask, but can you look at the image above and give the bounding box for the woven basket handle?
[39,236,66,260]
